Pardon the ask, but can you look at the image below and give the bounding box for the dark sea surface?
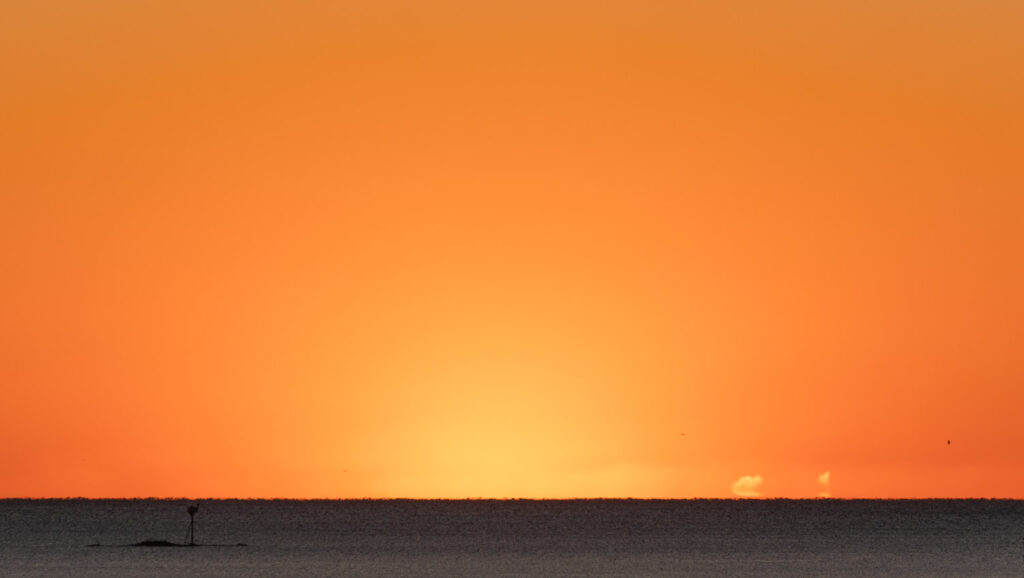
[1,499,1022,576]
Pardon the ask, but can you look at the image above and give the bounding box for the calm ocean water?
[1,499,1021,576]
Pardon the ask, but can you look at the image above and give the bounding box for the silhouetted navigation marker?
[185,504,198,546]
[88,502,247,547]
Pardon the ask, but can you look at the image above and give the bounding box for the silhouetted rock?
[132,540,183,547]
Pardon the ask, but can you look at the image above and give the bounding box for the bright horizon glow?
[1,0,1022,500]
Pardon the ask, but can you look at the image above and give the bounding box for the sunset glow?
[2,1,1022,499]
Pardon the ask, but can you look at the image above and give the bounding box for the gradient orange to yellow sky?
[2,1,1022,499]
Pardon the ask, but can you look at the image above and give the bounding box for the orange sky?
[2,1,1022,499]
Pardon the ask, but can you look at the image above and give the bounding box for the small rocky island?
[132,540,185,547]
[89,503,244,547]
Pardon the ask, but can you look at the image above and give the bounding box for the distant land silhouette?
[87,503,246,548]
[132,540,182,547]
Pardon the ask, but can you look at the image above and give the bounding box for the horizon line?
[3,496,1022,501]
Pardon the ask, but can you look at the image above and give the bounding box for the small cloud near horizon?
[731,474,763,497]
[817,471,831,498]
